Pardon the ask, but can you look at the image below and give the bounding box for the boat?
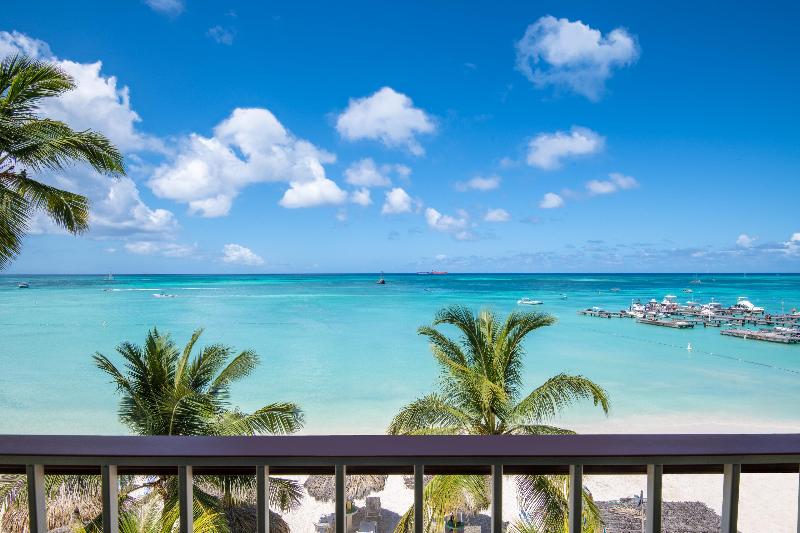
[682,288,693,293]
[417,271,448,275]
[732,296,765,314]
[105,273,114,281]
[376,272,386,285]
[686,300,700,307]
[517,297,543,306]
[610,287,621,292]
[17,282,29,288]
[152,293,176,298]
[560,293,568,300]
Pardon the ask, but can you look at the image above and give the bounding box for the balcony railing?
[1,434,799,533]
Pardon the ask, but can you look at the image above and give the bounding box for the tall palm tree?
[0,54,124,268]
[388,306,610,533]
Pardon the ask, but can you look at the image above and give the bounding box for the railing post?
[178,465,193,533]
[26,464,46,533]
[721,464,740,533]
[335,464,346,533]
[414,464,424,533]
[797,465,799,533]
[102,465,119,533]
[257,465,270,533]
[646,464,663,533]
[569,464,583,533]
[491,464,503,533]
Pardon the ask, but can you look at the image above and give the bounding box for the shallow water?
[1,273,798,434]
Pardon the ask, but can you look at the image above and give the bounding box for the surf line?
[581,326,800,377]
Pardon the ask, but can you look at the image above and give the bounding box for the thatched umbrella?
[303,475,387,503]
[225,503,290,533]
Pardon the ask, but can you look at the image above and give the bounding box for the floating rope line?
[580,325,800,376]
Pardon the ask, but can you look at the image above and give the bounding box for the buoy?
[687,343,693,351]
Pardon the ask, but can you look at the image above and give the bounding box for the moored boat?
[517,297,543,306]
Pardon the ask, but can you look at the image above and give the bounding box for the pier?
[721,329,800,344]
[636,318,694,329]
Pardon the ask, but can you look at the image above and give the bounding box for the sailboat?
[376,272,386,285]
[105,273,114,281]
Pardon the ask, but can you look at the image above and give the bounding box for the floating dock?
[577,309,625,318]
[636,318,695,329]
[721,329,800,344]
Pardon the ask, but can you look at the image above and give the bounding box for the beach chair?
[365,496,381,521]
[356,520,377,533]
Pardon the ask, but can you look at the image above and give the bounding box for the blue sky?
[3,0,799,273]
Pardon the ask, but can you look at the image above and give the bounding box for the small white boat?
[732,296,764,313]
[517,297,543,306]
[153,293,176,299]
[610,287,621,292]
[17,282,29,289]
[560,293,568,300]
[682,288,693,293]
[105,273,114,281]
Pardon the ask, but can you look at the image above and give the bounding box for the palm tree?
[0,54,124,268]
[0,328,302,532]
[388,306,610,533]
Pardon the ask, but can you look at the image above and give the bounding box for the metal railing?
[1,434,799,533]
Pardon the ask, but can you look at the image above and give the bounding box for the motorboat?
[682,288,693,293]
[153,293,176,298]
[376,272,386,285]
[17,282,29,288]
[610,287,621,292]
[560,293,568,300]
[517,297,543,306]
[732,296,764,313]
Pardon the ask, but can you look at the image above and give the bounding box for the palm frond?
[387,394,472,435]
[511,373,610,424]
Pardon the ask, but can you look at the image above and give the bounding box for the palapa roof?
[303,475,387,502]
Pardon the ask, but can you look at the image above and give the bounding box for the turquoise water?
[1,273,799,435]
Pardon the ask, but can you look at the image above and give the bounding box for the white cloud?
[435,253,448,261]
[381,187,413,215]
[144,0,184,15]
[425,207,473,240]
[335,87,435,155]
[539,192,565,209]
[125,240,195,257]
[455,175,501,192]
[736,234,757,248]
[791,233,800,242]
[516,15,639,100]
[149,107,345,215]
[222,244,264,265]
[0,31,159,153]
[585,172,639,195]
[527,127,604,170]
[350,188,372,206]
[207,26,236,45]
[91,177,178,235]
[484,208,511,222]
[344,158,392,187]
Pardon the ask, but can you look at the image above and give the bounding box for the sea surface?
[1,273,799,435]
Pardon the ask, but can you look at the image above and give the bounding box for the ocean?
[1,273,799,435]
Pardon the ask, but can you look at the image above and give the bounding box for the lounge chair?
[365,496,382,521]
[356,520,377,533]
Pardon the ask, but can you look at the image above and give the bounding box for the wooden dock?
[577,309,625,318]
[636,318,694,329]
[721,329,800,344]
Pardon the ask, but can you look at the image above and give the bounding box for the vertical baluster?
[568,464,583,533]
[178,466,194,533]
[721,464,741,533]
[335,465,346,533]
[414,464,424,533]
[102,465,119,533]
[491,464,503,533]
[257,465,270,533]
[646,464,662,533]
[26,464,46,533]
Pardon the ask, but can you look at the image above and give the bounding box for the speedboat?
[17,282,29,288]
[682,288,693,293]
[517,297,543,306]
[376,272,386,285]
[732,296,764,313]
[610,287,621,292]
[560,293,568,299]
[153,293,176,298]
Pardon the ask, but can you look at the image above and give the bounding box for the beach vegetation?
[388,305,609,533]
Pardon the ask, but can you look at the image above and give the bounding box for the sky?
[2,0,799,273]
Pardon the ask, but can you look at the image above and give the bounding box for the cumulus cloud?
[425,207,473,240]
[125,240,195,257]
[539,192,565,209]
[343,158,406,188]
[484,208,511,222]
[516,15,639,100]
[222,244,264,265]
[736,234,757,248]
[585,172,639,195]
[527,127,604,170]
[0,31,159,153]
[350,188,372,206]
[336,87,435,155]
[455,175,501,192]
[149,107,345,215]
[381,187,413,215]
[144,0,184,15]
